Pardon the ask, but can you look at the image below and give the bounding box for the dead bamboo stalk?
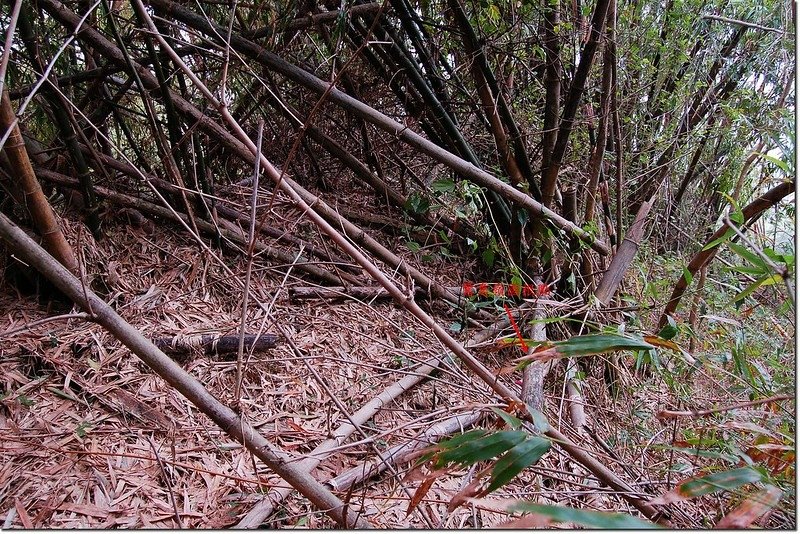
[36,168,353,286]
[0,89,78,273]
[235,356,447,528]
[0,210,371,529]
[152,334,279,358]
[565,359,586,433]
[145,0,610,257]
[593,197,654,305]
[521,305,548,412]
[326,411,485,493]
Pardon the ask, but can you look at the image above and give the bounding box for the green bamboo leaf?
[482,248,495,267]
[437,431,527,467]
[525,405,551,433]
[417,429,487,466]
[731,274,783,304]
[682,267,693,285]
[438,429,488,450]
[505,502,662,529]
[552,334,654,357]
[726,264,771,276]
[431,178,456,193]
[678,467,763,496]
[702,228,736,250]
[650,467,763,504]
[756,152,790,173]
[727,242,769,272]
[490,407,523,430]
[486,437,550,492]
[657,315,678,341]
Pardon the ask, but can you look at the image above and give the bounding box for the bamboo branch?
[37,168,352,286]
[702,14,784,34]
[657,394,793,419]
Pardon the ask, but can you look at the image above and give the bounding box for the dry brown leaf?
[447,476,486,513]
[57,502,119,518]
[14,498,34,528]
[715,486,782,529]
[406,476,437,516]
[513,346,562,364]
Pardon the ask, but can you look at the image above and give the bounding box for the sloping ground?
[0,207,499,527]
[0,203,794,528]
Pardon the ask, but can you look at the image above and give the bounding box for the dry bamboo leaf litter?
[1,193,762,527]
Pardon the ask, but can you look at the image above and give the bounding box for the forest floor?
[0,192,794,528]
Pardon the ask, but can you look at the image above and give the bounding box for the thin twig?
[0,0,102,153]
[146,436,184,528]
[235,119,264,402]
[0,312,91,337]
[657,394,793,419]
[0,0,23,99]
[702,14,784,34]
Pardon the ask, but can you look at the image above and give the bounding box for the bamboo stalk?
[0,89,78,273]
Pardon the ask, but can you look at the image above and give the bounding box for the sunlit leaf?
[756,152,790,173]
[682,267,693,285]
[731,274,783,304]
[552,334,654,357]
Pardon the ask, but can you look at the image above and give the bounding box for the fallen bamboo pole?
[0,211,371,529]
